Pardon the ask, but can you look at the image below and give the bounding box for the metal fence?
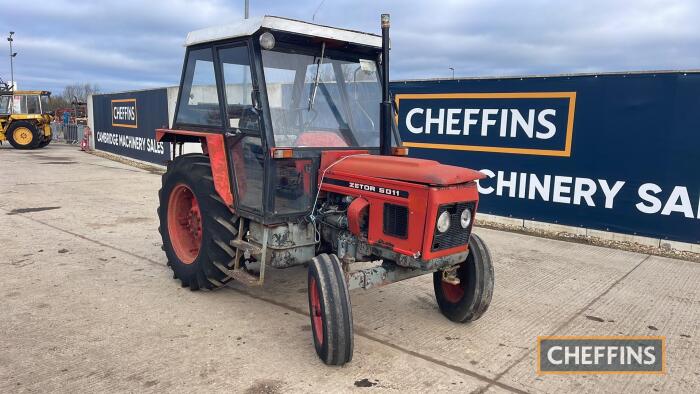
[51,122,85,144]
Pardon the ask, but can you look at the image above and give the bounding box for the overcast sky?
[1,0,699,93]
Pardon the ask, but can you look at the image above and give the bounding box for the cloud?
[1,0,698,93]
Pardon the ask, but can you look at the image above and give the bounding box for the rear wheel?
[433,233,494,323]
[158,154,239,290]
[7,121,42,149]
[308,253,353,365]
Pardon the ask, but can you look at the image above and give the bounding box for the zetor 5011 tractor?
[157,14,494,365]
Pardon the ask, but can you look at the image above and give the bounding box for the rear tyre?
[308,253,353,365]
[158,154,239,290]
[7,121,42,149]
[433,233,494,323]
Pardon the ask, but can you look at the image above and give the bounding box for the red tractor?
[157,14,494,365]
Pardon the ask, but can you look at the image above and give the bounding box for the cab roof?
[185,15,381,48]
[2,90,51,96]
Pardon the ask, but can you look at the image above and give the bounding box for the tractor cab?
[165,16,392,224]
[0,90,51,115]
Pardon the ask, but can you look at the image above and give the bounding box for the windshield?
[0,95,10,114]
[262,46,381,148]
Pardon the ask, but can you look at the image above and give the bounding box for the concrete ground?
[0,143,697,393]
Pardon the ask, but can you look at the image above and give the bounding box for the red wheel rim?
[309,276,324,346]
[167,184,202,264]
[442,280,465,303]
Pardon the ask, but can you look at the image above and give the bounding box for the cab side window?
[40,95,50,113]
[176,47,222,128]
[218,45,259,133]
[219,44,265,213]
[0,95,10,114]
[12,95,24,113]
[26,95,40,114]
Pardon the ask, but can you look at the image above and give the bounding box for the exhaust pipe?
[379,13,392,156]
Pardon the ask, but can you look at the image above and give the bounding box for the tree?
[61,83,100,103]
[47,83,100,110]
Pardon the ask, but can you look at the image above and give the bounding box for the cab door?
[216,43,265,216]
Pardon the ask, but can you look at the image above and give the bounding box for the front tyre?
[308,254,354,365]
[158,154,239,290]
[433,233,494,323]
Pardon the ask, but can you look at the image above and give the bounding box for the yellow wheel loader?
[0,88,54,149]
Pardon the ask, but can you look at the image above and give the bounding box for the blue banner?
[391,72,700,244]
[93,89,170,164]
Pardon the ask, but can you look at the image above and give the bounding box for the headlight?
[460,208,472,228]
[436,211,451,233]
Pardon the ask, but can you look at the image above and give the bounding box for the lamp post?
[449,67,455,80]
[7,31,16,90]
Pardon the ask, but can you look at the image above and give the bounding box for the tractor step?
[231,239,262,256]
[230,268,262,286]
[228,223,268,287]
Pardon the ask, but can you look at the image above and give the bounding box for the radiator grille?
[383,203,408,238]
[432,202,474,251]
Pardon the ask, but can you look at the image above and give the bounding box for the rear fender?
[156,128,234,207]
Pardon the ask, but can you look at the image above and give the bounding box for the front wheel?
[433,233,494,323]
[308,253,353,365]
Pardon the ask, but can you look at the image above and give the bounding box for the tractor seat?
[294,131,348,148]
